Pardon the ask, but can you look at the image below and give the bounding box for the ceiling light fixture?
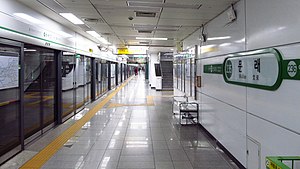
[98,37,111,45]
[24,49,37,52]
[86,31,111,45]
[59,13,84,25]
[13,13,44,24]
[207,36,231,41]
[219,43,232,47]
[127,1,201,9]
[136,37,168,40]
[235,38,245,43]
[86,31,101,37]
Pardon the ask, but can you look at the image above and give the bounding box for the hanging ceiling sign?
[117,48,147,55]
[117,48,129,55]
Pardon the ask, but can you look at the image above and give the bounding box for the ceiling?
[18,0,238,53]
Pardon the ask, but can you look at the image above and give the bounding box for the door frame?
[247,136,261,169]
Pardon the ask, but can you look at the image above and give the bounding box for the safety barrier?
[266,156,300,169]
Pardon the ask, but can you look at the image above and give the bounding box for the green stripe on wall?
[203,64,223,74]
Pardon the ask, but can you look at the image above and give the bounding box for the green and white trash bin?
[266,156,300,169]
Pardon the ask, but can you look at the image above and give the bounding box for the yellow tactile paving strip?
[107,95,155,108]
[20,77,133,169]
[147,96,154,105]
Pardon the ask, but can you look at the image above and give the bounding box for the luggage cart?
[172,95,199,125]
[172,95,188,115]
[179,102,199,125]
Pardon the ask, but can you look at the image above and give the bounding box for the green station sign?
[203,64,223,74]
[203,48,300,91]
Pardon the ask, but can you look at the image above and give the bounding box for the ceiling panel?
[161,8,221,20]
[18,0,240,48]
[113,27,142,36]
[158,18,208,26]
[104,16,158,27]
[56,0,91,6]
[90,24,114,34]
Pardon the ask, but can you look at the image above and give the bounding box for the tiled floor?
[18,74,239,169]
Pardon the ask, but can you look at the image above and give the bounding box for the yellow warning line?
[147,96,155,106]
[107,96,155,108]
[107,103,150,108]
[20,76,133,169]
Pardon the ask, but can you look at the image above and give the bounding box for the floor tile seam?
[193,126,235,168]
[208,146,235,169]
[160,106,176,169]
[171,114,234,168]
[116,80,136,169]
[20,77,134,169]
[147,104,156,169]
[166,109,195,166]
[116,113,130,168]
[79,114,118,168]
[93,124,118,169]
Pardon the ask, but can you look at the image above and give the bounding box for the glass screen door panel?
[185,59,190,96]
[96,60,100,97]
[75,55,85,111]
[0,44,21,158]
[191,58,195,99]
[98,61,102,95]
[24,45,56,134]
[118,64,121,84]
[102,63,108,93]
[62,54,75,118]
[84,57,91,103]
[24,49,42,137]
[111,63,116,88]
[41,52,56,126]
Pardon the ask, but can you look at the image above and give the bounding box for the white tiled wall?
[184,0,300,168]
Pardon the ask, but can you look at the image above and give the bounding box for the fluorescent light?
[63,52,76,55]
[59,13,84,25]
[24,49,37,52]
[170,49,174,51]
[200,44,217,54]
[86,31,101,37]
[235,38,245,43]
[98,37,111,45]
[14,13,44,24]
[87,31,111,45]
[207,36,231,41]
[136,37,168,40]
[57,31,73,38]
[219,43,231,47]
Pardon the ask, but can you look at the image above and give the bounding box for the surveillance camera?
[128,16,133,20]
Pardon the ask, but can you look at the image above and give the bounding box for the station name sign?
[203,48,300,91]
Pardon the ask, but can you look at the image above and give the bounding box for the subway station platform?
[2,74,238,169]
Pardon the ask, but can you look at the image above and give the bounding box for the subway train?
[0,0,134,164]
